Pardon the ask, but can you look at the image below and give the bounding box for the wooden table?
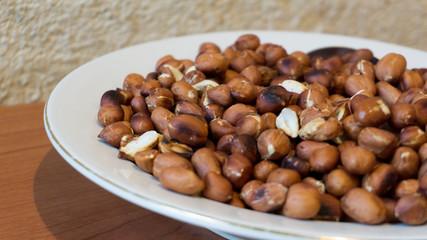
[0,102,226,240]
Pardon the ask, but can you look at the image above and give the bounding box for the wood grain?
[0,102,225,240]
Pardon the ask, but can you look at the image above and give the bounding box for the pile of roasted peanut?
[97,34,427,225]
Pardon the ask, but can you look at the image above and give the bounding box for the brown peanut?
[341,188,387,224]
[282,182,321,219]
[159,167,205,195]
[203,172,233,203]
[358,127,399,159]
[375,53,407,84]
[222,153,253,189]
[191,148,222,179]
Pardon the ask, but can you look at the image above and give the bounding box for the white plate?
[44,30,427,240]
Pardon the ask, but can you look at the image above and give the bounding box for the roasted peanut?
[157,64,184,88]
[159,167,204,195]
[362,163,398,196]
[97,103,124,127]
[123,73,144,91]
[152,152,193,178]
[299,105,334,129]
[195,53,229,76]
[400,69,424,91]
[245,182,288,213]
[345,74,377,97]
[253,160,279,182]
[229,50,258,73]
[256,85,295,113]
[174,100,203,117]
[400,126,427,150]
[341,188,387,224]
[375,53,407,84]
[397,88,426,105]
[203,171,233,203]
[240,65,262,85]
[199,42,221,54]
[191,148,222,179]
[303,69,334,89]
[295,140,330,161]
[261,112,277,130]
[121,105,133,122]
[413,98,427,127]
[325,168,359,197]
[150,107,174,134]
[281,155,311,178]
[290,51,310,67]
[313,55,343,73]
[229,191,246,208]
[231,134,258,163]
[145,87,175,112]
[342,48,374,63]
[209,118,235,140]
[340,145,376,175]
[390,103,417,130]
[241,179,264,206]
[216,134,234,153]
[207,84,233,107]
[234,34,260,51]
[391,146,420,180]
[297,88,327,110]
[349,91,371,113]
[303,177,325,194]
[266,168,301,188]
[182,69,206,85]
[100,89,121,106]
[257,129,290,161]
[202,104,224,122]
[130,95,149,114]
[392,179,420,199]
[256,43,287,67]
[418,143,427,163]
[376,81,402,106]
[276,56,304,79]
[358,127,399,159]
[314,194,342,222]
[139,80,162,97]
[222,103,257,126]
[171,81,199,104]
[309,145,339,173]
[298,116,342,142]
[118,131,160,160]
[382,198,398,223]
[395,193,427,225]
[222,153,253,189]
[276,107,300,138]
[227,77,258,104]
[353,97,390,127]
[129,112,155,135]
[282,182,321,219]
[235,113,265,138]
[168,114,208,147]
[135,149,159,174]
[342,115,363,140]
[98,121,133,147]
[352,59,375,81]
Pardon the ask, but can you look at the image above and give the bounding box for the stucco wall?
[1,0,426,106]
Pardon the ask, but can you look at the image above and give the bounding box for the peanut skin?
[341,188,387,224]
[282,182,321,219]
[159,167,205,195]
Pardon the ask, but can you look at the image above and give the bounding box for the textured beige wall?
[1,0,427,106]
